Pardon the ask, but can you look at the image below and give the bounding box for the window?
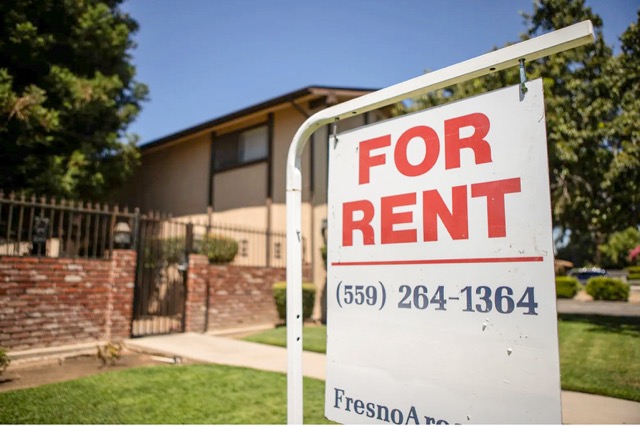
[213,125,268,171]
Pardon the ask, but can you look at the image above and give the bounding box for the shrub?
[556,276,580,299]
[598,226,640,268]
[0,347,10,376]
[161,237,187,264]
[585,277,630,301]
[198,235,238,264]
[320,246,327,269]
[142,237,185,267]
[625,266,640,281]
[272,281,316,322]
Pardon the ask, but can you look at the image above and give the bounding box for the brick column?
[108,249,136,340]
[184,254,209,332]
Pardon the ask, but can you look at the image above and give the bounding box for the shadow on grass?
[558,313,640,337]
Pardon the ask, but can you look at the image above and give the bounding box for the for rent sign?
[325,79,561,424]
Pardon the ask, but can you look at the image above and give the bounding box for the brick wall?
[185,254,284,332]
[0,250,136,351]
[2,250,288,350]
[184,254,209,332]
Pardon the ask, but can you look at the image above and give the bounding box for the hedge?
[320,246,327,269]
[555,276,580,299]
[272,282,316,322]
[197,235,238,264]
[625,266,640,281]
[142,237,186,267]
[585,277,630,301]
[143,235,239,266]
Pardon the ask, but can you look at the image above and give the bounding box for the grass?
[2,316,637,423]
[243,325,327,353]
[0,364,332,424]
[245,316,640,402]
[557,314,640,402]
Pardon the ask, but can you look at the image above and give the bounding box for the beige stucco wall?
[213,163,268,211]
[123,133,210,216]
[271,107,312,204]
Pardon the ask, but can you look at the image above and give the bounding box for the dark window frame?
[212,122,269,173]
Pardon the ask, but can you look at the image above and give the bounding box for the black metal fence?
[0,190,304,268]
[189,220,290,268]
[0,191,135,259]
[1,190,308,337]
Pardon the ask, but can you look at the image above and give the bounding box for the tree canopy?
[0,0,148,200]
[393,0,640,266]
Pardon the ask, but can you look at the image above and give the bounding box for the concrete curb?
[7,341,105,365]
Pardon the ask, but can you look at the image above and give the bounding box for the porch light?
[113,221,132,248]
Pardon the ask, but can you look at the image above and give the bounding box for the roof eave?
[140,85,378,152]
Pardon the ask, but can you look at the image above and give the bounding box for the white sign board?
[326,79,561,424]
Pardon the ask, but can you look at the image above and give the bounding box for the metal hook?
[519,58,528,95]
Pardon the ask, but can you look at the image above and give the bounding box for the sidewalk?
[125,332,640,425]
[557,298,640,316]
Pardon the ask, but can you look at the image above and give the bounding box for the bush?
[625,266,640,281]
[198,235,238,264]
[556,276,580,299]
[320,246,327,269]
[0,347,10,376]
[585,277,630,301]
[272,281,316,322]
[598,227,640,268]
[142,237,186,267]
[161,237,187,264]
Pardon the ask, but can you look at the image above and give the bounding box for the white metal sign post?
[327,78,559,424]
[286,21,594,424]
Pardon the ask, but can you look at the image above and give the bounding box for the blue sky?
[121,0,639,145]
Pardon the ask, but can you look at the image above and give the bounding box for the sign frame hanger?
[285,20,594,424]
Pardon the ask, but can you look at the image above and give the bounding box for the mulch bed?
[0,348,170,393]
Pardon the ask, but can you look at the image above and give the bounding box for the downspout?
[266,113,274,267]
[208,132,217,213]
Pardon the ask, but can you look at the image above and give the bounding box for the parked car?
[568,267,607,284]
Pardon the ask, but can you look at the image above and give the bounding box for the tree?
[606,11,640,237]
[393,0,640,266]
[0,0,148,200]
[598,227,640,268]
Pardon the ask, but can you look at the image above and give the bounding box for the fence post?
[108,204,118,258]
[185,222,194,254]
[132,208,140,252]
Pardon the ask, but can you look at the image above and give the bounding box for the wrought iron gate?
[131,216,190,337]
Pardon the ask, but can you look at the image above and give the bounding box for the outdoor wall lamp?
[113,221,132,249]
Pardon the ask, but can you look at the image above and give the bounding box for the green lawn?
[243,325,327,353]
[1,316,637,423]
[0,364,332,424]
[558,314,640,402]
[245,316,640,402]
